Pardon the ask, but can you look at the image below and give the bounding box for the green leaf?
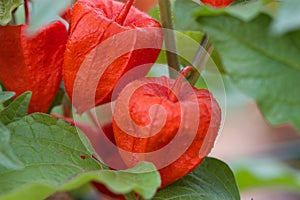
[12,3,25,25]
[0,0,23,25]
[233,158,300,191]
[0,92,15,105]
[0,113,103,200]
[174,0,201,31]
[176,31,205,66]
[148,5,160,22]
[271,0,300,35]
[0,114,160,200]
[0,91,15,111]
[226,0,266,21]
[92,162,160,199]
[0,121,23,171]
[29,0,70,33]
[152,157,240,200]
[199,14,300,131]
[0,92,31,125]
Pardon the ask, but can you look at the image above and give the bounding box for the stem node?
[168,66,194,102]
[115,0,134,25]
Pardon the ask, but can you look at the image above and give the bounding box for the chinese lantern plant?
[0,0,246,200]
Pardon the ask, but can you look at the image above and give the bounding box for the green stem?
[158,0,180,79]
[189,44,214,86]
[188,34,209,85]
[168,66,194,102]
[192,34,209,67]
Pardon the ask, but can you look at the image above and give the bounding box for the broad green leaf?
[199,14,300,131]
[152,157,240,200]
[0,0,23,25]
[0,114,160,200]
[271,0,300,35]
[174,0,201,31]
[92,162,160,199]
[29,0,70,33]
[0,121,23,171]
[0,92,31,125]
[233,158,300,191]
[0,113,103,200]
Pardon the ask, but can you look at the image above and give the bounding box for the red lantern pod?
[63,0,162,113]
[112,72,221,187]
[201,0,234,7]
[0,21,68,113]
[61,6,72,24]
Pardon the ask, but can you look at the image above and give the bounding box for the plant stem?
[168,66,194,102]
[115,0,134,25]
[158,0,180,79]
[24,0,30,25]
[192,34,209,67]
[188,34,209,85]
[189,44,214,86]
